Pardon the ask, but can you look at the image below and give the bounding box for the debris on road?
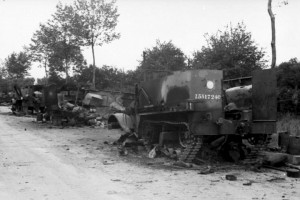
[198,166,214,175]
[225,174,237,181]
[148,146,157,159]
[243,180,254,186]
[267,177,286,182]
[263,164,300,178]
[102,160,115,165]
[111,179,121,182]
[118,146,128,156]
[261,152,288,166]
[173,161,193,168]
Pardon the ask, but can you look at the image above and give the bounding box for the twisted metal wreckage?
[11,83,134,127]
[108,69,278,163]
[7,69,300,175]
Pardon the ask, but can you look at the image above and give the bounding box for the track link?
[179,142,202,163]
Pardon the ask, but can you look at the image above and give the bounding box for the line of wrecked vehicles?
[8,69,300,175]
[10,83,134,126]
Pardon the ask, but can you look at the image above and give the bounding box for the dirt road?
[0,106,299,200]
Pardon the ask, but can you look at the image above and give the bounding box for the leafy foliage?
[190,23,266,79]
[69,0,120,88]
[139,40,187,72]
[75,65,129,90]
[0,62,7,79]
[47,69,66,86]
[36,77,48,85]
[47,41,86,78]
[277,58,300,89]
[0,77,35,94]
[0,62,8,93]
[277,58,300,113]
[29,24,54,78]
[71,0,120,48]
[4,52,31,79]
[29,3,86,83]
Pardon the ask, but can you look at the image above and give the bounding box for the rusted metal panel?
[252,69,277,121]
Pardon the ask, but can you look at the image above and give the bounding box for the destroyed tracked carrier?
[109,69,277,163]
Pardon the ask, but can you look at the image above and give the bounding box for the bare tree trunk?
[92,43,96,89]
[268,0,276,68]
[65,60,69,84]
[44,59,48,85]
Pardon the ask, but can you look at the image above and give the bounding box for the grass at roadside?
[277,113,300,136]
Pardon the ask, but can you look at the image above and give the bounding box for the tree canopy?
[0,60,7,79]
[29,24,54,80]
[277,58,300,89]
[4,52,31,79]
[69,0,120,88]
[190,23,266,79]
[75,64,127,90]
[276,58,300,113]
[29,3,87,84]
[139,40,187,72]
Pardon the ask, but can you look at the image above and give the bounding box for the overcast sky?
[0,0,299,79]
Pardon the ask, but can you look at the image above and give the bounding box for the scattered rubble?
[173,161,193,168]
[225,174,237,181]
[267,177,286,182]
[148,146,157,159]
[118,146,128,156]
[198,166,214,175]
[243,180,254,186]
[102,160,115,165]
[3,79,300,180]
[261,152,288,166]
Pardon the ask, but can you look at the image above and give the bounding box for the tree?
[0,59,8,79]
[29,3,86,84]
[49,3,87,83]
[122,70,140,92]
[36,77,48,85]
[277,58,300,89]
[75,64,124,90]
[1,55,34,93]
[29,24,53,83]
[4,52,31,79]
[47,69,65,86]
[268,0,288,68]
[276,58,300,113]
[47,40,86,81]
[0,60,8,94]
[190,23,266,79]
[70,0,120,89]
[139,40,187,72]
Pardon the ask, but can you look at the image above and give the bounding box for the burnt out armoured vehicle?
[109,69,277,161]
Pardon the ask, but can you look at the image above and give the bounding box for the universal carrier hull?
[134,69,277,161]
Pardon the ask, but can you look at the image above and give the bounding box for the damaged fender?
[108,113,134,134]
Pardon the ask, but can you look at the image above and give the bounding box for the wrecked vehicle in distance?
[43,83,134,126]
